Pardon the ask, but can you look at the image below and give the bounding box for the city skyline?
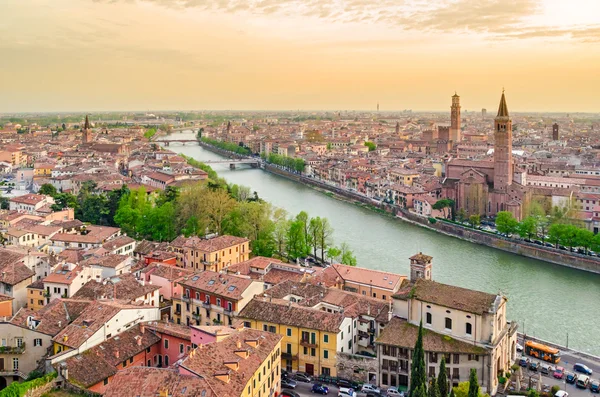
[2,0,600,113]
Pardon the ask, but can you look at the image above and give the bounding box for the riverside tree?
[438,357,448,397]
[410,321,427,396]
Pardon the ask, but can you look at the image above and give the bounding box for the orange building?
[0,293,13,318]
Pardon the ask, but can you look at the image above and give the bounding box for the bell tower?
[493,90,513,191]
[450,92,461,142]
[82,115,92,145]
[409,252,432,282]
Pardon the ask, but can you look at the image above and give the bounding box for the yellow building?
[388,167,420,187]
[33,163,55,178]
[239,297,348,377]
[26,280,46,312]
[170,235,251,272]
[179,327,282,397]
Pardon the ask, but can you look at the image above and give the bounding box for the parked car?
[282,378,297,389]
[362,384,381,393]
[516,343,523,352]
[590,380,600,393]
[530,362,540,371]
[282,369,289,379]
[554,390,568,397]
[295,372,312,382]
[312,383,329,394]
[574,363,593,375]
[338,387,357,397]
[541,363,552,375]
[337,379,360,389]
[366,393,384,397]
[519,357,530,367]
[576,374,590,389]
[281,391,301,397]
[386,387,404,396]
[545,242,554,248]
[565,372,577,384]
[554,367,565,379]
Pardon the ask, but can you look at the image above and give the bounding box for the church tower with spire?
[450,92,461,142]
[493,90,513,191]
[82,115,92,145]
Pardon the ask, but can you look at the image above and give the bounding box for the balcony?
[192,312,201,320]
[181,295,191,302]
[281,352,298,360]
[224,308,233,315]
[174,308,181,315]
[0,342,26,354]
[299,339,318,348]
[0,370,26,379]
[202,302,211,309]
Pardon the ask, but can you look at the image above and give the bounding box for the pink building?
[144,322,193,368]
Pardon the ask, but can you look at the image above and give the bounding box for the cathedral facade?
[442,91,530,220]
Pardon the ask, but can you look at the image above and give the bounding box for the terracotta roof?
[11,299,92,336]
[104,367,215,397]
[376,317,487,354]
[62,350,117,388]
[72,273,159,301]
[141,263,195,282]
[0,248,35,286]
[263,268,304,285]
[102,235,135,251]
[53,301,123,348]
[394,279,500,315]
[58,248,86,264]
[81,254,130,269]
[172,235,249,253]
[331,263,405,291]
[178,271,255,300]
[180,328,281,397]
[90,324,161,366]
[10,194,48,205]
[144,321,192,341]
[238,297,344,333]
[0,293,14,303]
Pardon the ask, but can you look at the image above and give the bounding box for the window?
[243,321,251,328]
[123,360,127,368]
[16,338,23,348]
[286,328,292,337]
[303,346,308,355]
[104,378,109,385]
[445,317,452,330]
[453,354,460,364]
[268,326,276,333]
[426,312,432,325]
[216,298,221,306]
[466,322,472,335]
[195,292,200,300]
[429,366,435,378]
[33,339,42,347]
[13,358,19,370]
[323,334,329,343]
[164,355,169,367]
[311,348,316,357]
[164,339,169,349]
[129,357,133,364]
[453,368,460,379]
[429,352,438,363]
[180,344,184,353]
[263,324,268,331]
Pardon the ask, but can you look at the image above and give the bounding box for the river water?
[160,132,600,355]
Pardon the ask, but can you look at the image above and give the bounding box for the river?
[159,132,600,355]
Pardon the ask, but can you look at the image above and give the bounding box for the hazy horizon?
[3,0,600,113]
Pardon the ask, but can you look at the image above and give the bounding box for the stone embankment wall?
[194,143,600,275]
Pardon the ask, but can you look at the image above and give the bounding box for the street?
[285,380,372,396]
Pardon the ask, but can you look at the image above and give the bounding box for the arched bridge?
[202,158,262,169]
[158,140,199,146]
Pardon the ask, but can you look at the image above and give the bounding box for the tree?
[457,208,467,223]
[468,214,480,228]
[287,220,308,260]
[438,357,449,397]
[548,223,567,248]
[318,218,334,263]
[38,183,57,197]
[468,369,479,397]
[308,217,323,258]
[327,246,341,263]
[340,242,357,266]
[495,211,518,236]
[429,377,440,397]
[202,188,236,235]
[517,216,538,239]
[413,385,428,397]
[364,141,376,151]
[273,208,290,259]
[433,199,455,219]
[410,321,427,397]
[296,211,311,252]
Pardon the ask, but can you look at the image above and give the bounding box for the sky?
[1,0,600,113]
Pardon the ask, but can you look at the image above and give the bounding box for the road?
[286,380,373,396]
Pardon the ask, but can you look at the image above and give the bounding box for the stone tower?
[450,92,461,142]
[82,115,92,144]
[552,123,559,140]
[395,121,400,135]
[493,90,513,191]
[409,252,432,282]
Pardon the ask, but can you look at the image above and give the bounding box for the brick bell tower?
[450,92,461,142]
[493,89,513,191]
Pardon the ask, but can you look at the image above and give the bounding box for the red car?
[554,367,565,379]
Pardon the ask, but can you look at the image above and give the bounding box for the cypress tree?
[438,357,449,397]
[468,369,479,397]
[428,377,440,397]
[410,321,427,396]
[450,387,456,397]
[413,384,428,397]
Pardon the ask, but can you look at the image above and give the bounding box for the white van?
[576,374,590,389]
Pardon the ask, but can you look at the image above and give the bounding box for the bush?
[498,376,507,385]
[428,217,437,224]
[0,372,57,397]
[551,386,560,395]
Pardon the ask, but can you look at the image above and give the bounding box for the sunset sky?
[2,0,600,113]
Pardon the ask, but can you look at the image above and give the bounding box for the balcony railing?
[181,295,191,302]
[0,342,26,354]
[299,339,318,348]
[202,302,211,309]
[282,352,298,360]
[192,312,201,320]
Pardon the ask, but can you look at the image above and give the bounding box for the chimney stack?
[114,350,120,359]
[140,324,145,334]
[137,336,142,346]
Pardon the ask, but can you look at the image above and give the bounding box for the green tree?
[318,218,334,263]
[327,246,341,263]
[548,223,567,248]
[273,208,290,259]
[364,141,376,151]
[413,385,428,397]
[468,369,479,397]
[38,183,57,197]
[286,220,308,260]
[429,377,440,397]
[495,211,518,236]
[433,199,455,219]
[517,216,538,239]
[438,357,449,397]
[340,242,357,266]
[410,321,427,396]
[468,214,481,228]
[308,216,323,258]
[457,208,467,223]
[296,211,311,253]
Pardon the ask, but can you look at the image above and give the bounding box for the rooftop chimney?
[140,324,145,334]
[114,350,120,359]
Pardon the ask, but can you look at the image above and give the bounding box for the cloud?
[93,0,600,42]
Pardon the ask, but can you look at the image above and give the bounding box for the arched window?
[426,313,432,325]
[466,322,472,335]
[445,317,452,330]
[164,355,169,367]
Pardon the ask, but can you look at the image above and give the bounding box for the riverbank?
[196,141,600,275]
